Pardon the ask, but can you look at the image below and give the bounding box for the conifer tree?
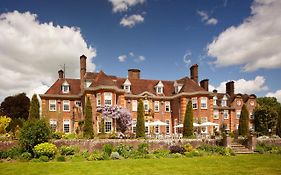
[83,97,94,139]
[136,100,145,138]
[183,101,193,138]
[28,94,40,120]
[238,104,249,136]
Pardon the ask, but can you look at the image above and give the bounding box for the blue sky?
[0,0,280,102]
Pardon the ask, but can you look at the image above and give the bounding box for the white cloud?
[183,51,192,67]
[207,0,281,71]
[197,10,218,25]
[120,14,144,28]
[109,0,145,13]
[129,52,134,57]
[138,55,145,61]
[211,76,268,94]
[266,89,281,103]
[118,55,127,62]
[0,11,96,101]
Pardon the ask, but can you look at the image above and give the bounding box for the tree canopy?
[83,97,94,139]
[183,101,193,138]
[136,100,145,138]
[239,104,249,136]
[28,94,40,120]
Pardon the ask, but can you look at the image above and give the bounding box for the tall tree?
[276,107,281,137]
[0,93,30,131]
[136,100,145,138]
[183,101,193,138]
[239,104,249,136]
[83,97,94,139]
[28,94,40,120]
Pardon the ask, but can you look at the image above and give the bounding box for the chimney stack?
[80,55,87,80]
[190,64,198,84]
[128,69,140,79]
[226,81,235,96]
[58,69,64,79]
[200,79,209,91]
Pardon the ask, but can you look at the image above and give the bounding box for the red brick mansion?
[40,55,256,136]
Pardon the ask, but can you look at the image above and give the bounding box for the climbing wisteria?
[96,106,132,133]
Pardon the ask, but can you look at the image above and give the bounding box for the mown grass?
[0,154,281,175]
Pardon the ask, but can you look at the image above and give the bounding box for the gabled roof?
[178,77,206,93]
[45,78,81,95]
[90,70,116,87]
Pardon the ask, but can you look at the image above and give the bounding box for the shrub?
[115,144,133,159]
[0,150,8,159]
[63,133,77,140]
[19,119,51,153]
[34,142,57,158]
[197,144,234,156]
[39,155,49,162]
[7,146,23,159]
[169,145,185,154]
[56,155,66,162]
[183,144,193,152]
[20,152,32,160]
[81,150,90,158]
[60,146,76,156]
[51,132,63,139]
[153,149,170,158]
[103,144,113,157]
[110,152,122,160]
[138,143,149,154]
[87,151,107,161]
[185,150,204,157]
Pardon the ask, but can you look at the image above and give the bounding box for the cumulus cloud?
[120,14,144,28]
[197,10,218,25]
[109,0,145,13]
[210,76,268,94]
[183,51,192,67]
[138,55,145,61]
[266,89,281,103]
[207,0,281,71]
[118,55,127,62]
[0,11,96,101]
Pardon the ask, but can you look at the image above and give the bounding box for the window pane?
[49,100,56,111]
[63,120,70,133]
[132,100,137,111]
[192,98,197,109]
[166,120,170,134]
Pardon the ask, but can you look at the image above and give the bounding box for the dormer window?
[85,80,92,88]
[222,95,227,107]
[123,79,131,93]
[156,81,164,94]
[62,81,69,93]
[173,81,182,93]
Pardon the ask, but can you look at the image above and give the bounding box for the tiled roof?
[91,71,116,87]
[178,77,206,93]
[45,78,81,95]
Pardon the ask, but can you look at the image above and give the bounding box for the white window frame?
[155,125,159,134]
[250,112,254,119]
[85,80,92,88]
[124,85,131,93]
[49,100,56,111]
[222,95,227,107]
[236,110,241,119]
[213,110,219,119]
[49,120,57,132]
[132,119,137,133]
[213,96,217,106]
[201,97,208,109]
[154,101,159,112]
[192,97,197,109]
[104,118,112,133]
[104,92,112,106]
[62,85,69,93]
[63,100,70,111]
[63,120,70,133]
[223,110,229,119]
[165,101,170,112]
[236,124,239,130]
[132,100,138,112]
[96,93,101,106]
[75,100,81,107]
[144,100,149,112]
[166,120,170,135]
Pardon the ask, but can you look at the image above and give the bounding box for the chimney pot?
[190,64,198,84]
[200,79,209,91]
[58,69,64,79]
[128,69,140,79]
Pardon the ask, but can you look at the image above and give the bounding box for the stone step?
[230,142,255,154]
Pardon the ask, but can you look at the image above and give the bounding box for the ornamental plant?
[33,142,58,158]
[239,104,249,136]
[183,101,194,138]
[83,97,94,139]
[97,106,132,133]
[28,94,40,120]
[136,100,145,138]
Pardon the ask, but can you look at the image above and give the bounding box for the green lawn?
[0,154,281,175]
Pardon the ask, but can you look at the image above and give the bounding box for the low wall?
[257,138,281,147]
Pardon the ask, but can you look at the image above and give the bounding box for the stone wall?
[257,138,281,147]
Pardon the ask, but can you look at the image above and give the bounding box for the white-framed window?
[75,101,81,107]
[132,119,137,133]
[85,80,92,88]
[49,100,56,111]
[49,120,57,132]
[63,120,70,133]
[132,100,137,112]
[192,97,197,109]
[213,110,219,119]
[104,92,112,106]
[236,110,241,119]
[105,118,112,133]
[63,100,70,111]
[250,112,254,119]
[236,124,239,130]
[157,87,163,94]
[213,96,217,106]
[144,100,149,112]
[96,93,101,106]
[175,85,182,93]
[223,110,229,119]
[166,120,170,135]
[201,97,207,109]
[165,101,170,112]
[145,125,149,134]
[222,95,227,107]
[62,81,69,93]
[155,125,159,134]
[154,101,159,112]
[124,85,131,93]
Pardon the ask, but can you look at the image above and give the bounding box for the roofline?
[40,94,81,99]
[84,86,126,93]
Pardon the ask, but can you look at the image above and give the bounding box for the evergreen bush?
[83,97,94,139]
[136,100,145,138]
[33,142,57,158]
[183,101,194,138]
[239,104,249,136]
[28,94,40,120]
